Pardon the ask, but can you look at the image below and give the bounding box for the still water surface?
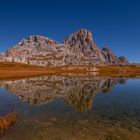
[0,76,140,140]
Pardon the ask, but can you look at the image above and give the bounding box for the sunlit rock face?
[1,29,129,66]
[118,56,129,65]
[0,76,127,111]
[63,29,106,65]
[0,52,5,62]
[101,47,129,65]
[4,36,67,66]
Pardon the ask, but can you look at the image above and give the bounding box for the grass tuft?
[0,113,17,137]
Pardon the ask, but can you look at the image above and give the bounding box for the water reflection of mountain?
[0,76,127,111]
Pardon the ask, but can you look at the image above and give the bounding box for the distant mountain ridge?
[0,29,129,66]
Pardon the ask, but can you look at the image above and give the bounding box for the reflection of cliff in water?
[0,76,127,111]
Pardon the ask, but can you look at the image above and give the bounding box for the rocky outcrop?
[101,47,118,64]
[118,56,129,65]
[64,29,106,65]
[1,29,129,66]
[64,29,95,50]
[101,47,129,65]
[0,52,5,62]
[4,36,67,66]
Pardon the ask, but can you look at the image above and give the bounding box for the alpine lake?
[0,75,140,140]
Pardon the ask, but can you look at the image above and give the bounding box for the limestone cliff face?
[4,36,67,66]
[64,29,106,65]
[118,56,129,65]
[101,47,129,65]
[0,52,5,61]
[1,29,129,66]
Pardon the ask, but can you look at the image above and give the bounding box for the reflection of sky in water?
[0,87,28,117]
[0,77,140,140]
[0,88,20,115]
[93,79,140,121]
[0,77,139,121]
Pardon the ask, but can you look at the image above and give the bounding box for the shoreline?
[0,62,140,80]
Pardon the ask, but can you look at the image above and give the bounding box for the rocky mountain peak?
[17,35,59,48]
[102,47,112,52]
[101,47,129,65]
[0,29,129,66]
[118,56,129,65]
[64,29,96,51]
[27,35,58,44]
[101,47,118,64]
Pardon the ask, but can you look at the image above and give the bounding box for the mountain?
[1,29,129,66]
[64,29,106,65]
[4,36,66,66]
[101,47,129,65]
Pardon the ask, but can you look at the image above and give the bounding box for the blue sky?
[0,0,140,63]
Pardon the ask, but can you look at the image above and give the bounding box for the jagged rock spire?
[64,29,97,51]
[101,47,129,65]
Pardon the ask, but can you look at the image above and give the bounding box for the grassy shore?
[0,62,140,80]
[0,62,92,80]
[97,65,140,77]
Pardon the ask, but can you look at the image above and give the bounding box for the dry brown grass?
[97,65,140,77]
[0,62,140,80]
[0,62,90,80]
[0,113,16,137]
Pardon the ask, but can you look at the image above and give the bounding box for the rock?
[64,29,106,65]
[118,56,129,65]
[4,35,67,66]
[0,52,5,62]
[1,29,129,66]
[64,29,96,51]
[101,47,118,64]
[101,47,129,65]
